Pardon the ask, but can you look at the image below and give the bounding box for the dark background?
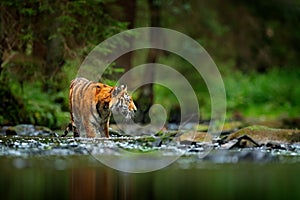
[1,0,299,129]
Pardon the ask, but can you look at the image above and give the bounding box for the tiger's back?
[63,77,136,138]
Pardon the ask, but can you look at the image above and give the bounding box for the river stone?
[226,125,300,144]
[0,124,58,137]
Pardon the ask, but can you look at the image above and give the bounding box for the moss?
[178,131,212,142]
[227,125,300,143]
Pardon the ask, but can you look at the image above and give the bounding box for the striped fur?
[63,77,136,138]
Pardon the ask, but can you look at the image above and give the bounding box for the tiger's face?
[109,84,137,119]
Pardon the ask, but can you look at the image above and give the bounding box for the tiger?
[62,77,137,138]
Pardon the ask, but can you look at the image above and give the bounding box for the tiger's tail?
[61,78,80,137]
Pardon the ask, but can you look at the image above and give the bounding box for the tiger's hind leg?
[61,123,72,137]
[61,123,80,137]
[73,125,80,137]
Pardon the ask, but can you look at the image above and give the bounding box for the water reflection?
[1,155,300,200]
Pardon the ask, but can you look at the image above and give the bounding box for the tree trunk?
[136,0,162,123]
[115,0,136,73]
[43,22,64,92]
[0,7,4,74]
[32,9,64,93]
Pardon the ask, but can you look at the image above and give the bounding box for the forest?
[1,1,300,199]
[1,0,300,129]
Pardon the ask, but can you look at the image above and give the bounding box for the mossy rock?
[221,121,243,132]
[178,131,212,143]
[227,125,300,144]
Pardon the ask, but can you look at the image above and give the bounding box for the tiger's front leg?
[96,102,111,138]
[101,119,110,138]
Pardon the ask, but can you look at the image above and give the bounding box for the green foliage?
[0,0,129,128]
[0,80,26,125]
[225,67,300,118]
[0,74,69,129]
[147,53,211,120]
[23,82,69,129]
[0,56,130,129]
[1,0,300,128]
[153,51,300,121]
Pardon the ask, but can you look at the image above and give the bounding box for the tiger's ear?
[95,84,102,94]
[120,84,127,92]
[112,84,127,97]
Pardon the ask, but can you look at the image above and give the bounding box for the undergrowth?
[1,55,299,129]
[224,67,300,119]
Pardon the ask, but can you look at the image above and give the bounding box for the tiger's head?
[109,84,137,119]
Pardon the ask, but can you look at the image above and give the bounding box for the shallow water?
[1,153,300,200]
[1,134,300,199]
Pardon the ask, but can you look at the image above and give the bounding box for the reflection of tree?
[71,168,97,200]
[70,167,135,200]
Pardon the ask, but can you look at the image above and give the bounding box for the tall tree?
[0,6,3,72]
[136,0,162,123]
[0,0,128,127]
[115,0,136,73]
